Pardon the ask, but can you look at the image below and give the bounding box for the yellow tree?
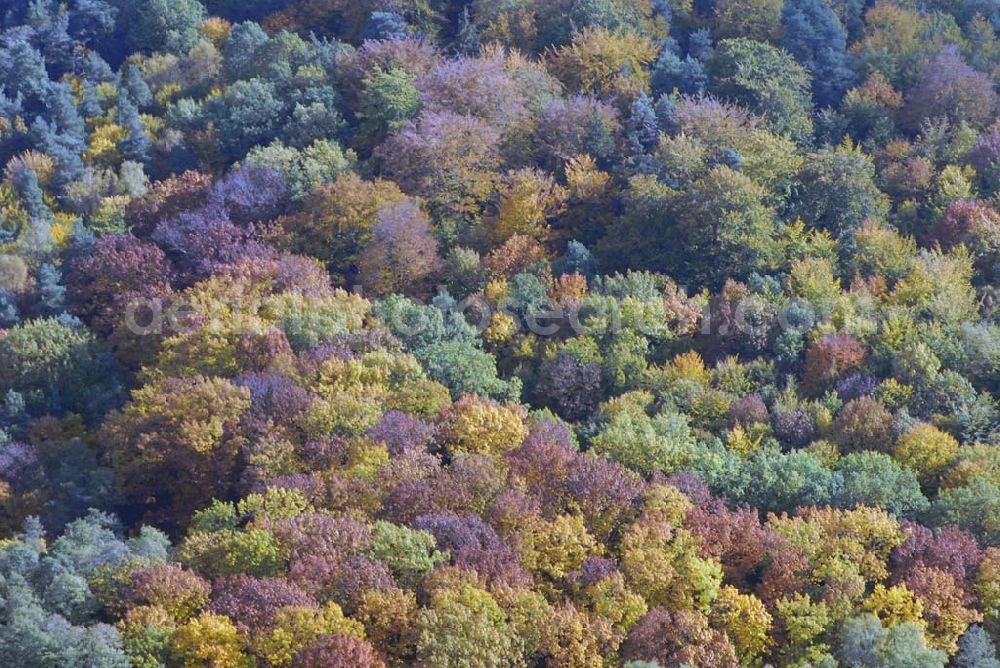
[171,612,249,668]
[487,168,567,246]
[894,423,960,490]
[711,586,772,666]
[548,28,659,101]
[619,518,722,613]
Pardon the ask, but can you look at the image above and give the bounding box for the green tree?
[415,583,521,668]
[590,405,697,476]
[367,521,446,589]
[835,451,929,517]
[793,141,890,243]
[0,317,119,420]
[676,165,781,288]
[356,67,422,150]
[707,38,814,143]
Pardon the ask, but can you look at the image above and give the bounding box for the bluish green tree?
[782,0,856,106]
[131,0,205,54]
[835,451,929,517]
[954,625,1000,668]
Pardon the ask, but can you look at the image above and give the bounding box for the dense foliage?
[2,0,1000,665]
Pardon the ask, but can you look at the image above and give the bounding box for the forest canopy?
[1,0,1000,666]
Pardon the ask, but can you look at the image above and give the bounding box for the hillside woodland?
[1,0,1000,665]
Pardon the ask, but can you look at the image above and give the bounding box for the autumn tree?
[100,376,251,527]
